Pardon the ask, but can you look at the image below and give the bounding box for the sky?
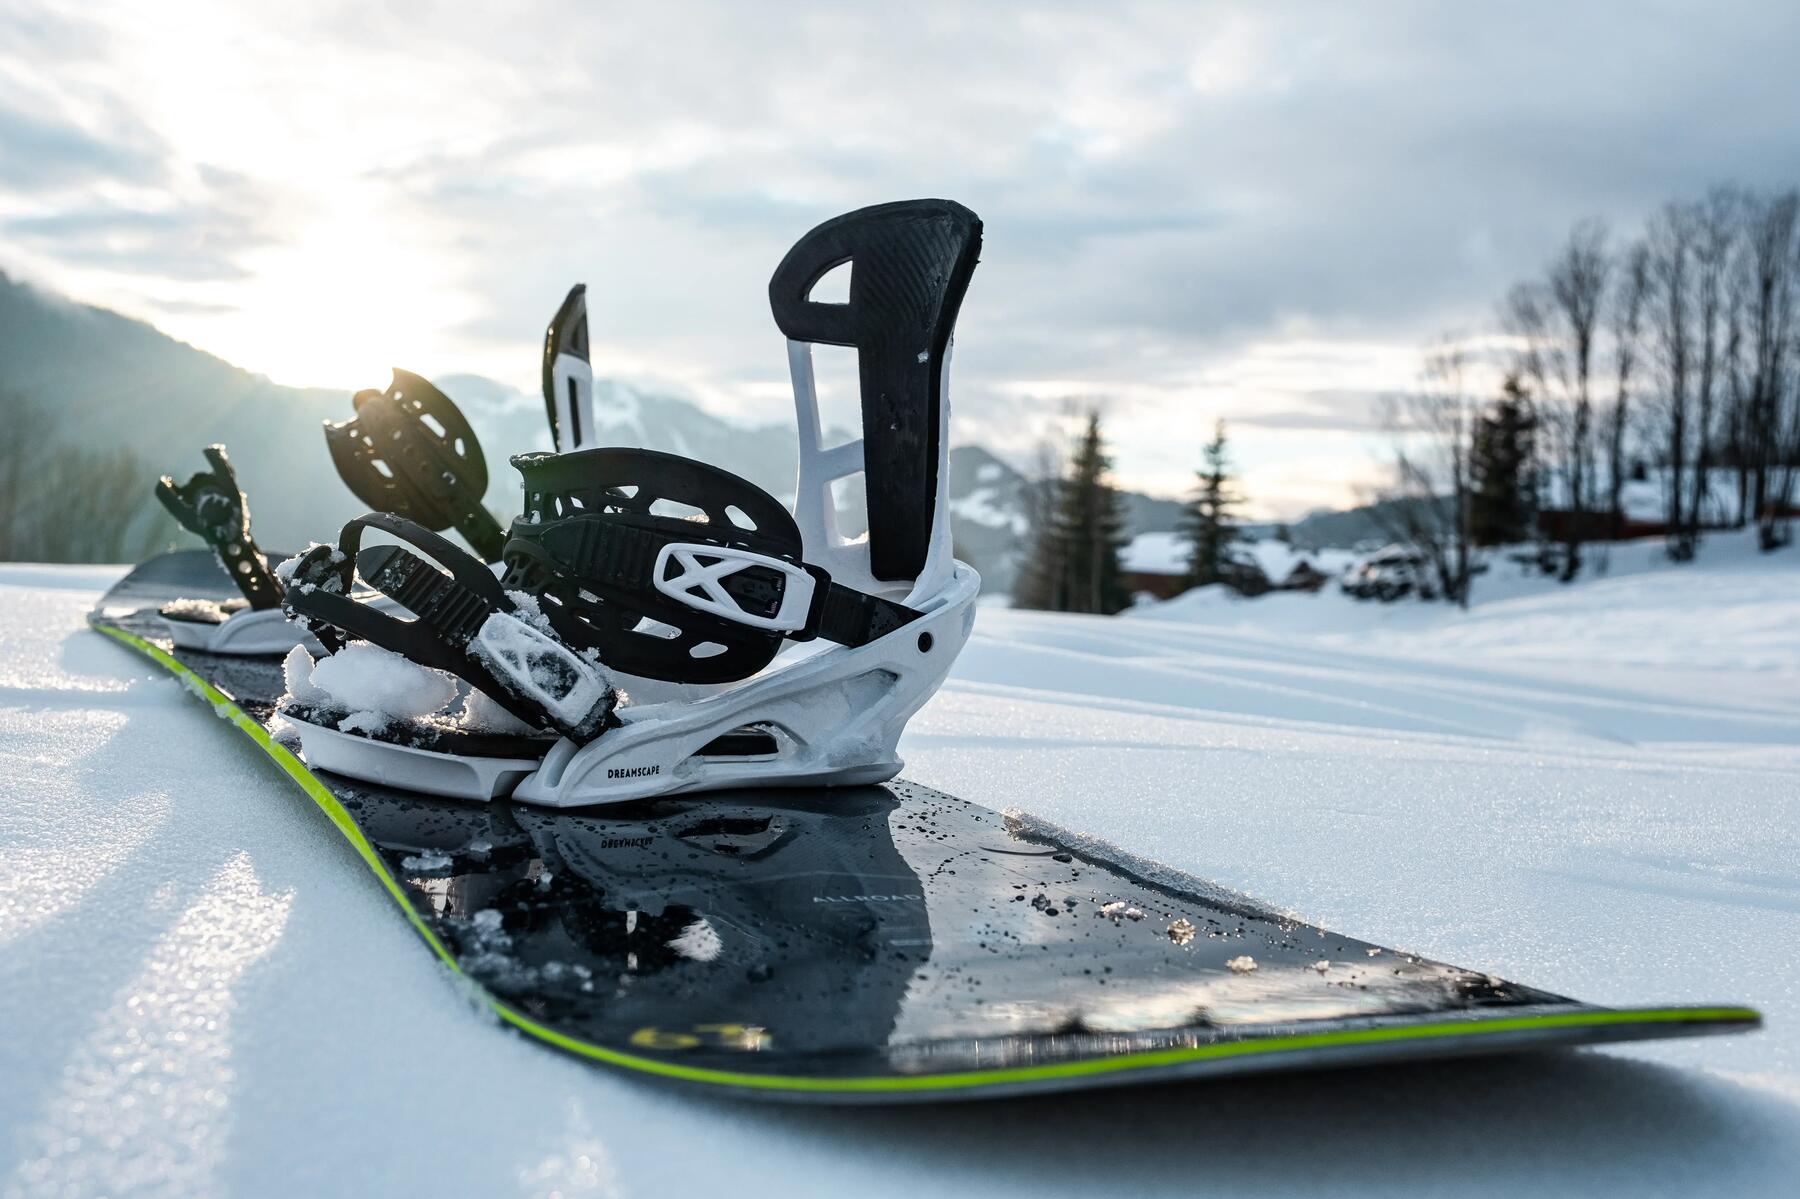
[4,1,1800,518]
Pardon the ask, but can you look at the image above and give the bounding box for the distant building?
[1119,531,1191,599]
[1280,560,1331,593]
[1535,466,1792,541]
[1120,532,1351,600]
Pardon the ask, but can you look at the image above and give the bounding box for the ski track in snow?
[2,533,1799,1196]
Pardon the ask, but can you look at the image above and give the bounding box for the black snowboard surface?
[88,552,1760,1102]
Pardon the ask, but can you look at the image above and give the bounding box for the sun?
[197,193,484,390]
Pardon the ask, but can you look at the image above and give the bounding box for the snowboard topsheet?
[88,551,1760,1102]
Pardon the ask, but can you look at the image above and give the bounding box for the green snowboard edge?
[91,618,1763,1102]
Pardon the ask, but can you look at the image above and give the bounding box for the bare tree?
[1012,433,1071,611]
[1737,190,1800,548]
[1605,240,1649,542]
[1507,219,1610,579]
[1503,283,1555,564]
[1686,187,1741,548]
[1723,237,1752,527]
[1377,340,1477,607]
[1480,183,1800,567]
[1775,374,1800,547]
[1647,202,1697,557]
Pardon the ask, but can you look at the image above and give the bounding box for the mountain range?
[0,270,1383,582]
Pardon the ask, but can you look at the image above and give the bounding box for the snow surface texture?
[158,596,228,621]
[282,632,573,738]
[300,642,459,725]
[3,531,1799,1196]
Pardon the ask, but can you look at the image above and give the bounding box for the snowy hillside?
[3,536,1799,1195]
[1,272,1210,587]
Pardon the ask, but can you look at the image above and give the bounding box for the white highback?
[787,336,956,608]
[550,348,595,452]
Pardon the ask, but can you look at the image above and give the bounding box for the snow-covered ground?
[3,533,1799,1196]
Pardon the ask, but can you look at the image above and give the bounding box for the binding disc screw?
[917,632,934,653]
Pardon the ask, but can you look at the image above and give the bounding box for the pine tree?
[1469,375,1538,547]
[1052,411,1130,614]
[1183,420,1240,587]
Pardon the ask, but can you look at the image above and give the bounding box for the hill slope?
[0,271,807,553]
[0,271,1217,579]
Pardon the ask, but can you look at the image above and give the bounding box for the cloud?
[1229,394,1390,435]
[0,103,162,191]
[4,167,285,281]
[5,0,1800,513]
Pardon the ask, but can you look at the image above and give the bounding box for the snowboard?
[88,550,1760,1103]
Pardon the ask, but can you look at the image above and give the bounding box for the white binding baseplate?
[509,562,977,806]
[162,602,323,656]
[293,720,543,800]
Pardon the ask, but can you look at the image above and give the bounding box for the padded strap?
[512,514,921,648]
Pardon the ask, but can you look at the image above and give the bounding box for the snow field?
[2,535,1798,1196]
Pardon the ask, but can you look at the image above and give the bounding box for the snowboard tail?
[89,552,1760,1103]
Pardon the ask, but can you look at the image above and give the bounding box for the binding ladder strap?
[283,512,615,742]
[155,444,283,609]
[323,370,507,562]
[543,283,594,452]
[503,447,922,685]
[769,199,983,581]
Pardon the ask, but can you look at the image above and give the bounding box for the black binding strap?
[285,513,508,663]
[813,581,917,647]
[504,447,921,685]
[518,516,917,646]
[769,199,982,581]
[155,444,283,610]
[323,370,507,562]
[283,512,615,742]
[505,447,801,683]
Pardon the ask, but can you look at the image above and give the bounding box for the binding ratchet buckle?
[652,543,817,633]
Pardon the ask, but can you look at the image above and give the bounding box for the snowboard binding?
[153,444,318,655]
[542,283,595,453]
[280,198,983,807]
[324,370,507,562]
